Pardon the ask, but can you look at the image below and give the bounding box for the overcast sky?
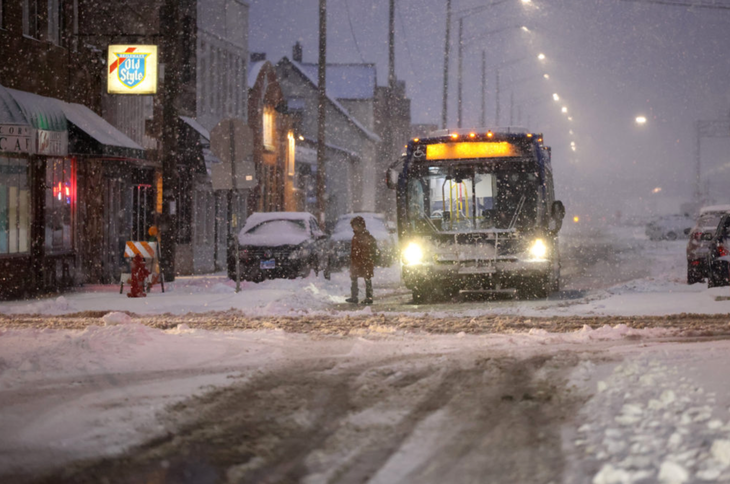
[249,0,730,218]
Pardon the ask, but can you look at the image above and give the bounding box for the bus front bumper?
[402,259,552,290]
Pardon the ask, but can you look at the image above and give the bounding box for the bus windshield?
[406,164,539,234]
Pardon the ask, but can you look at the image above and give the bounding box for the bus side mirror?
[550,200,565,234]
[386,168,398,190]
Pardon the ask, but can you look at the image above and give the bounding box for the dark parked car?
[686,205,730,284]
[705,213,730,288]
[328,213,397,270]
[227,212,330,282]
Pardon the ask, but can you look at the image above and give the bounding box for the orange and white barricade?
[120,241,165,294]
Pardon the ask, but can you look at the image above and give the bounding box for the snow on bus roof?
[427,127,531,137]
[700,205,730,214]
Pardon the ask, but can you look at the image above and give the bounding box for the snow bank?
[566,340,730,483]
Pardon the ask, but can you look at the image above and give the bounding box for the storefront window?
[45,157,75,253]
[0,157,30,255]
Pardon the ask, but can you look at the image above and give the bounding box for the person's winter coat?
[350,224,377,279]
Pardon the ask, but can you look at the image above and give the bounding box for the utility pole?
[509,91,514,125]
[389,0,396,90]
[457,17,463,128]
[160,0,180,281]
[441,0,452,129]
[480,50,486,128]
[495,69,501,125]
[316,0,327,227]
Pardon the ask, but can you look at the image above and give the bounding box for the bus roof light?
[487,131,493,138]
[451,133,459,140]
[469,132,476,138]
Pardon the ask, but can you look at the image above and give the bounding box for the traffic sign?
[210,118,256,190]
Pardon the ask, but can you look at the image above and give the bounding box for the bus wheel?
[518,275,550,299]
[412,285,432,304]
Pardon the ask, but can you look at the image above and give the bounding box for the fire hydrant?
[127,253,150,298]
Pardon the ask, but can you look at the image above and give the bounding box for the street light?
[552,93,559,101]
[537,53,546,60]
[636,115,647,125]
[561,106,568,113]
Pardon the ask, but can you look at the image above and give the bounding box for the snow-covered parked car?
[704,212,730,288]
[686,205,730,284]
[329,213,397,270]
[228,212,330,282]
[645,214,694,241]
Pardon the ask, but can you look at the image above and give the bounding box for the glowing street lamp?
[544,74,550,80]
[561,106,568,113]
[537,53,546,61]
[552,93,560,101]
[636,116,647,125]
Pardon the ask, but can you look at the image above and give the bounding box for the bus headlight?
[402,242,424,265]
[529,239,548,260]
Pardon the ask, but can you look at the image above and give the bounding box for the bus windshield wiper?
[508,195,526,230]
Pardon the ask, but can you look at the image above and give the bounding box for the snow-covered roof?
[298,63,376,100]
[283,59,381,143]
[298,135,360,160]
[248,61,267,89]
[700,205,730,214]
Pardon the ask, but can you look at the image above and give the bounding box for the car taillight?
[718,246,729,257]
[693,232,703,240]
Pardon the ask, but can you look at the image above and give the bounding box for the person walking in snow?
[346,216,377,305]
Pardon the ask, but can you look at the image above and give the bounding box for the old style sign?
[107,45,158,94]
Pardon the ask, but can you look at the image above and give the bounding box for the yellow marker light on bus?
[451,133,459,140]
[527,133,533,138]
[413,138,419,142]
[469,132,476,138]
[426,142,518,160]
[487,131,494,138]
[402,242,424,265]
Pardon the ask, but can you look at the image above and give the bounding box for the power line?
[345,0,366,63]
[620,0,730,10]
[396,0,416,74]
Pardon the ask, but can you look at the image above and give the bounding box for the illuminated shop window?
[0,157,30,255]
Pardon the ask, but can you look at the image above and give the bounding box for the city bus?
[386,128,565,302]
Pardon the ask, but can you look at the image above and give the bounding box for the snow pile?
[570,344,730,483]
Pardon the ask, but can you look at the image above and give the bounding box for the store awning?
[59,101,145,160]
[0,85,30,127]
[180,116,221,172]
[6,87,67,132]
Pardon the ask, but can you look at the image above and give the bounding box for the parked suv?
[686,205,730,284]
[705,213,730,287]
[228,212,330,282]
[645,214,693,241]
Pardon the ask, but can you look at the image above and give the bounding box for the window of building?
[263,108,275,151]
[48,0,61,44]
[287,131,296,176]
[45,158,75,253]
[0,157,30,255]
[23,0,41,38]
[1,0,5,30]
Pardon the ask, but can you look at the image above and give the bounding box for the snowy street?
[3,225,730,483]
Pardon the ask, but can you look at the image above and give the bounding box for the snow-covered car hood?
[238,233,310,247]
